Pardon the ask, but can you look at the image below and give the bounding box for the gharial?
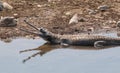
[20,19,120,48]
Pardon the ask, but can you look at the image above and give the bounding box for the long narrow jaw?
[20,18,50,38]
[19,28,40,35]
[19,19,42,36]
[24,19,40,31]
[23,19,51,35]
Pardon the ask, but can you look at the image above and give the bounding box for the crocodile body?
[39,28,120,46]
[22,20,120,47]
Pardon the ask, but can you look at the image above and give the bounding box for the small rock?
[2,2,13,10]
[97,5,109,11]
[0,1,13,11]
[2,38,12,43]
[0,2,3,11]
[62,15,67,18]
[87,9,97,15]
[48,0,52,2]
[108,20,116,24]
[69,13,78,24]
[34,36,40,39]
[37,4,42,8]
[102,26,111,29]
[87,27,94,32]
[74,29,79,32]
[25,35,31,38]
[117,32,120,37]
[117,21,120,28]
[0,17,17,27]
[78,17,86,22]
[13,13,19,18]
[48,0,61,2]
[13,13,18,16]
[65,12,71,16]
[53,26,59,29]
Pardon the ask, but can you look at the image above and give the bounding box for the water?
[0,35,120,73]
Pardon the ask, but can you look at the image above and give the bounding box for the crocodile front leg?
[60,39,71,47]
[94,41,107,48]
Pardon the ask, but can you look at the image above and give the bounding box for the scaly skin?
[39,28,120,46]
[22,20,120,47]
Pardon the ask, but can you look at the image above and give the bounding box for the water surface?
[0,35,120,73]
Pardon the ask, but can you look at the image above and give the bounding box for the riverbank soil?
[0,0,120,40]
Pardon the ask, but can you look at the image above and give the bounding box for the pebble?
[97,5,109,11]
[108,20,116,24]
[69,13,78,24]
[13,13,18,16]
[0,1,3,11]
[2,2,13,10]
[0,17,17,27]
[117,21,120,28]
[25,35,31,38]
[65,12,71,16]
[48,0,61,2]
[13,13,19,18]
[2,38,12,43]
[78,17,86,22]
[87,27,94,32]
[102,26,111,29]
[37,4,42,8]
[35,36,40,39]
[117,32,120,37]
[87,9,97,15]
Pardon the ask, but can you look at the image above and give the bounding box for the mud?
[0,0,120,40]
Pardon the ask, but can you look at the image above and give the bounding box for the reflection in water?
[1,38,120,73]
[0,38,12,43]
[20,43,116,63]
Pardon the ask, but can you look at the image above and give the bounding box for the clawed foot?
[94,41,107,48]
[60,39,70,47]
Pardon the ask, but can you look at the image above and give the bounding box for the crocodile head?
[39,27,59,44]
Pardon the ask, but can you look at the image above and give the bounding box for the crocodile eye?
[40,28,46,34]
